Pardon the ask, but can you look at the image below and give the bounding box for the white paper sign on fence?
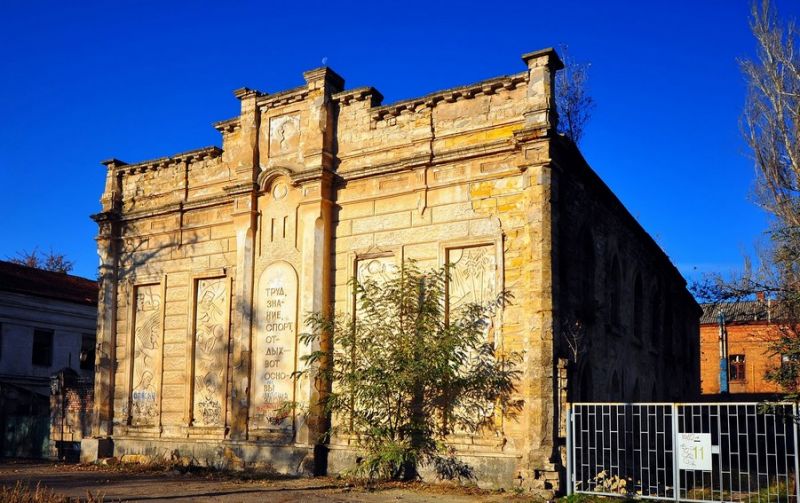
[677,433,713,471]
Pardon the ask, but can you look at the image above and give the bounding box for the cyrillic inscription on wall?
[130,284,162,426]
[253,262,297,429]
[192,278,227,427]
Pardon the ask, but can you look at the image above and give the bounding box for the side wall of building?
[552,141,701,404]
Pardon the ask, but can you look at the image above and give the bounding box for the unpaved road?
[0,460,530,502]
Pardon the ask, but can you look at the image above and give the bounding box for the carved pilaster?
[91,210,120,437]
[227,87,261,440]
[294,173,334,448]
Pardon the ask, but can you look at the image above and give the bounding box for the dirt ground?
[0,460,540,502]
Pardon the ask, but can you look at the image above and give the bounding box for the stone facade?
[89,48,700,491]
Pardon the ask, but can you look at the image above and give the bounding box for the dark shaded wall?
[552,138,701,404]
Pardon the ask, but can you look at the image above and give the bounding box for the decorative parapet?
[365,72,527,121]
[256,86,309,110]
[104,146,222,175]
[332,86,384,107]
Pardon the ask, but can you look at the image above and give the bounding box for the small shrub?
[0,481,104,503]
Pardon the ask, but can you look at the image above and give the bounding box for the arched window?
[579,365,593,402]
[633,273,643,340]
[608,256,621,328]
[650,284,661,345]
[580,229,596,318]
[610,371,621,401]
[664,296,674,356]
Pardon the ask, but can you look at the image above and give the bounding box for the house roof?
[700,300,782,325]
[0,260,98,307]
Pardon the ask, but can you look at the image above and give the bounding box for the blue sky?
[1,0,797,282]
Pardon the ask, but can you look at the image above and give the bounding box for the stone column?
[83,160,124,461]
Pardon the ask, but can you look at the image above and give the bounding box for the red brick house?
[699,300,785,395]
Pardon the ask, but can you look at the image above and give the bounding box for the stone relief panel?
[130,284,162,426]
[268,114,301,157]
[252,261,298,429]
[356,256,397,287]
[447,244,497,315]
[354,255,397,317]
[446,244,499,432]
[192,278,228,427]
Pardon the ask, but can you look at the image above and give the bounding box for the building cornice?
[213,117,240,135]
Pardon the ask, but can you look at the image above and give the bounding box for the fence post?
[794,402,799,503]
[671,403,680,503]
[566,404,573,496]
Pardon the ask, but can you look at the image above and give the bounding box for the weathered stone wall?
[90,48,699,493]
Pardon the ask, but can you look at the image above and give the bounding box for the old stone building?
[88,48,700,490]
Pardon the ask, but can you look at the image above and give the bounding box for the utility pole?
[718,310,729,394]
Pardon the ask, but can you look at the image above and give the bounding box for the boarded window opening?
[32,329,53,367]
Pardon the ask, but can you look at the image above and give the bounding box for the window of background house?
[32,329,53,367]
[730,354,746,382]
[80,334,95,370]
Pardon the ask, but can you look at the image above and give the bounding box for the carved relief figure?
[192,278,227,426]
[447,245,499,430]
[448,245,497,311]
[131,285,161,425]
[268,114,300,156]
[356,257,397,287]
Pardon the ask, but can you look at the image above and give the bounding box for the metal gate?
[567,403,799,502]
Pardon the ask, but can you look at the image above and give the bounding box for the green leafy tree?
[296,261,522,480]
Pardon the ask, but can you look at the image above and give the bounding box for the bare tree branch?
[556,46,595,145]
